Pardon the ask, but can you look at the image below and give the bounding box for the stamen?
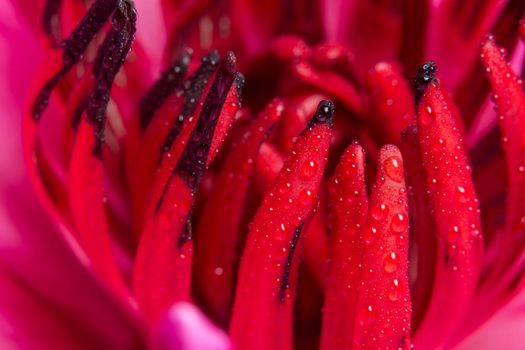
[159,50,220,161]
[32,0,119,121]
[63,0,119,67]
[154,52,237,245]
[87,0,137,156]
[139,49,192,129]
[305,100,335,130]
[71,97,89,130]
[413,60,437,105]
[174,52,237,192]
[42,0,62,44]
[133,53,239,323]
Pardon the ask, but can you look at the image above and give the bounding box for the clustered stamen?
[139,49,192,129]
[413,60,437,105]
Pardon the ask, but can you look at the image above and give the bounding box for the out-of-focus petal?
[0,0,41,183]
[151,302,231,350]
[0,2,145,348]
[0,172,145,349]
[134,0,164,73]
[456,291,525,350]
[321,0,401,77]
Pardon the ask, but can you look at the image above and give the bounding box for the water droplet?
[358,305,378,325]
[448,225,460,242]
[298,189,313,207]
[301,160,318,179]
[365,226,378,244]
[384,156,403,183]
[391,213,408,233]
[421,105,434,125]
[388,279,400,301]
[456,186,468,203]
[279,183,292,196]
[371,203,388,221]
[383,252,397,273]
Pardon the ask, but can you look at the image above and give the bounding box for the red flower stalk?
[3,0,525,349]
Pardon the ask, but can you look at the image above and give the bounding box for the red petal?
[194,98,285,325]
[365,62,415,143]
[412,80,483,348]
[230,101,334,350]
[353,145,412,349]
[481,37,525,279]
[320,142,368,349]
[68,120,129,298]
[399,125,437,330]
[133,54,238,323]
[292,60,364,116]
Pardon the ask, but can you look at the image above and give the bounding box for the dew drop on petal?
[384,156,403,183]
[448,225,460,242]
[420,105,434,125]
[391,213,408,233]
[455,185,468,203]
[359,305,378,325]
[388,279,400,301]
[371,203,388,221]
[301,160,318,179]
[383,252,397,273]
[279,182,292,195]
[298,189,313,207]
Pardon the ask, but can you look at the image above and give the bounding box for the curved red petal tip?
[292,60,365,115]
[399,125,437,330]
[139,49,192,130]
[481,36,525,250]
[365,62,415,142]
[270,35,311,61]
[321,142,368,350]
[413,77,483,348]
[477,37,525,314]
[275,94,326,154]
[255,141,285,190]
[133,54,238,323]
[353,145,412,350]
[129,51,218,216]
[301,203,330,288]
[230,100,334,350]
[143,54,220,219]
[519,19,525,40]
[194,98,285,325]
[311,43,357,81]
[69,120,129,299]
[207,72,245,164]
[312,43,354,65]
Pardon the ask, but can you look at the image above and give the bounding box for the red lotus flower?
[2,0,525,349]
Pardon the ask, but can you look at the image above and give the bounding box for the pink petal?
[151,302,231,350]
[0,2,144,348]
[457,292,525,350]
